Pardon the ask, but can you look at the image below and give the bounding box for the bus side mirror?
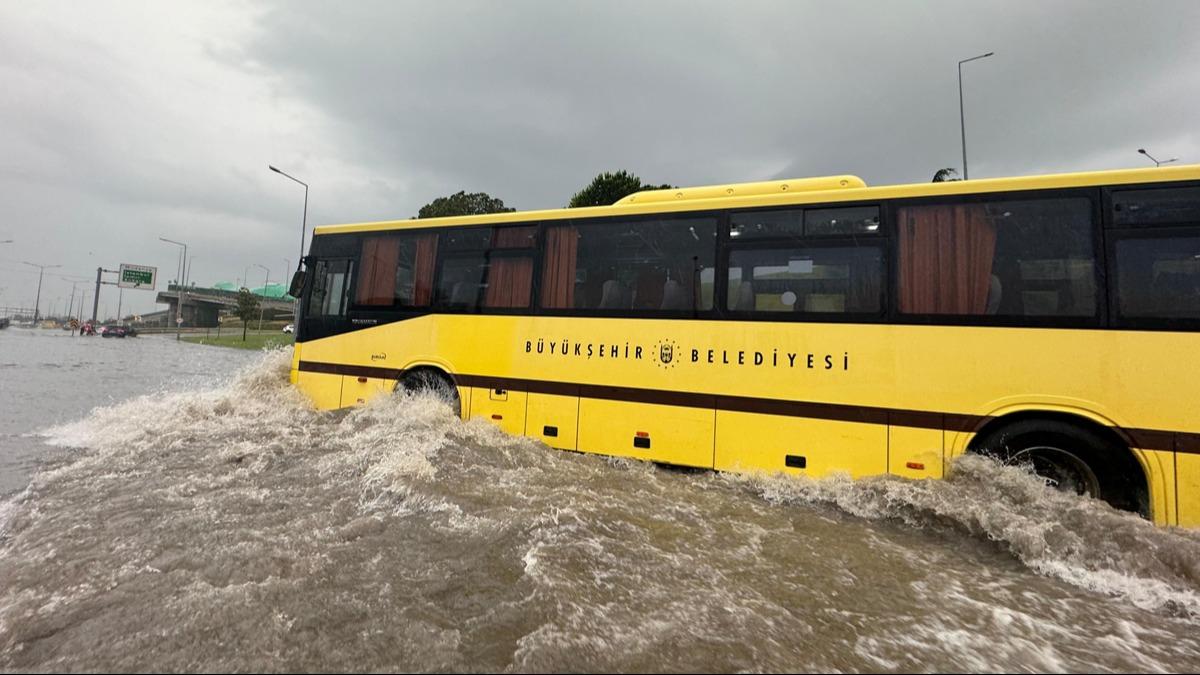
[288,269,307,299]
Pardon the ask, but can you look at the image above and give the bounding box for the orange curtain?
[413,234,438,306]
[540,226,578,308]
[898,204,997,314]
[356,236,400,305]
[484,257,533,308]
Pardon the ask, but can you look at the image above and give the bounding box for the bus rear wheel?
[398,368,461,416]
[972,418,1147,516]
[1007,444,1101,498]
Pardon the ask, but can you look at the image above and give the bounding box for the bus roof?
[313,163,1200,236]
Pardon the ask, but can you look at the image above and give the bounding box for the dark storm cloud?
[244,0,1199,211]
[0,1,1196,316]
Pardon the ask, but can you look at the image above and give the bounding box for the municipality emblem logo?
[653,339,679,370]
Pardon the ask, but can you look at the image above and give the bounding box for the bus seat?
[1153,271,1196,303]
[450,281,476,306]
[986,274,1003,314]
[660,279,690,310]
[734,281,756,311]
[599,280,628,309]
[805,294,845,312]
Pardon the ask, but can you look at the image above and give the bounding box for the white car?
[282,323,294,334]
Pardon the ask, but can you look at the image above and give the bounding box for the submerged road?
[2,327,1200,672]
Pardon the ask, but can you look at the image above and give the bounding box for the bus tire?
[398,368,461,416]
[971,417,1148,516]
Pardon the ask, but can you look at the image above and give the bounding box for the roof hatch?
[616,174,867,205]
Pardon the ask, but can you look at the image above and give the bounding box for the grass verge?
[182,332,294,350]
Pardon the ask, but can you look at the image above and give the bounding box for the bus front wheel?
[398,368,462,417]
[971,418,1147,516]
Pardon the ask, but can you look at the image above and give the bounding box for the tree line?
[415,170,674,218]
[418,166,965,218]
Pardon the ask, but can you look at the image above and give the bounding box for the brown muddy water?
[2,328,1200,672]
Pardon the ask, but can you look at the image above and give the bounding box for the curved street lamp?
[253,263,269,331]
[269,165,308,270]
[958,51,994,180]
[159,237,188,340]
[1138,148,1179,168]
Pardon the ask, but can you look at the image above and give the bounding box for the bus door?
[296,258,353,409]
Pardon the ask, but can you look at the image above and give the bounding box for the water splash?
[2,348,1200,671]
[739,456,1200,618]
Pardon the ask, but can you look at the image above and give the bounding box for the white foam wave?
[736,456,1200,619]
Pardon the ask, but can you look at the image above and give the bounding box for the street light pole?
[958,51,994,181]
[63,278,86,334]
[253,263,269,331]
[269,165,309,270]
[1138,148,1179,168]
[22,261,61,323]
[283,254,295,326]
[160,237,188,340]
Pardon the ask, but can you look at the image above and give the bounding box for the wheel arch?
[965,407,1153,517]
[393,361,466,418]
[396,360,459,387]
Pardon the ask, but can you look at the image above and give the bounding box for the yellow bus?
[289,165,1200,527]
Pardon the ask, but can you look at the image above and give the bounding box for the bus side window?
[1112,187,1200,227]
[540,217,717,312]
[435,225,537,312]
[1108,186,1200,326]
[436,255,487,310]
[354,233,438,309]
[725,205,883,316]
[308,259,352,317]
[896,197,1097,321]
[1114,234,1200,321]
[482,227,536,310]
[726,246,883,315]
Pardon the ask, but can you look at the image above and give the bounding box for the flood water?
[2,327,1200,672]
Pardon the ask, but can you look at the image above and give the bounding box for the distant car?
[282,323,294,334]
[99,324,127,338]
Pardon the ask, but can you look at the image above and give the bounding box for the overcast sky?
[1,0,1197,318]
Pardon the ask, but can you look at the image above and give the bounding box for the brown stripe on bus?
[295,360,1191,454]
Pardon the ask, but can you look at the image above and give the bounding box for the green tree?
[234,288,260,341]
[568,170,674,208]
[417,191,516,219]
[932,168,961,182]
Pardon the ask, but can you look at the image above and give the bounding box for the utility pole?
[23,261,61,323]
[91,267,119,323]
[93,267,101,321]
